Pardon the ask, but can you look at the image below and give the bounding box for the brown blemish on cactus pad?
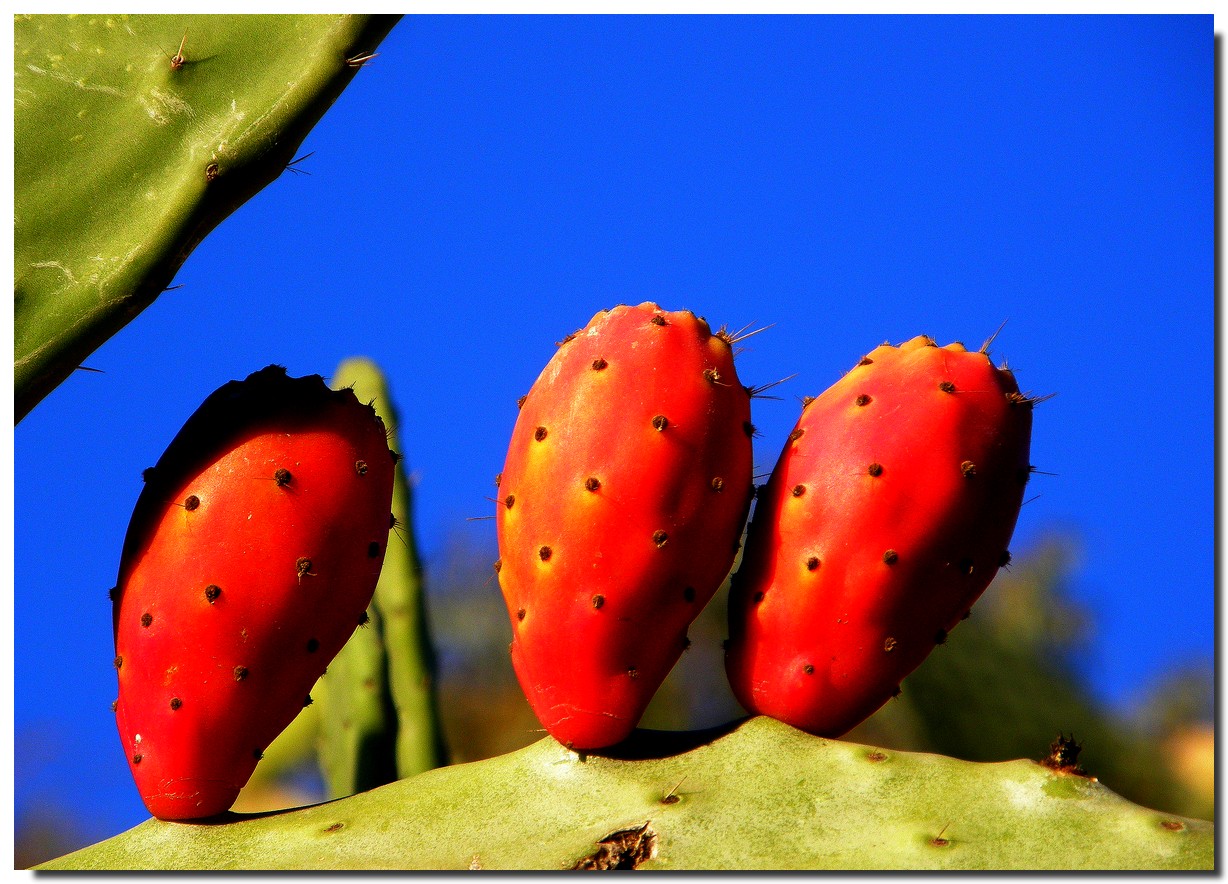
[169,697,182,710]
[1042,733,1088,776]
[274,468,292,486]
[133,754,143,764]
[322,822,345,834]
[538,545,553,562]
[803,664,815,675]
[856,394,872,406]
[939,380,956,393]
[883,549,899,565]
[494,473,502,487]
[572,822,658,870]
[592,357,608,371]
[534,426,548,441]
[355,460,368,475]
[650,314,667,326]
[866,750,887,762]
[868,462,884,477]
[653,530,669,548]
[791,484,806,497]
[711,477,724,492]
[205,162,219,181]
[703,368,721,383]
[234,666,249,681]
[141,613,153,628]
[788,427,804,443]
[1160,820,1186,832]
[493,559,503,573]
[296,557,315,580]
[204,584,221,603]
[806,556,820,571]
[516,608,526,621]
[857,355,874,366]
[960,460,976,478]
[113,655,123,669]
[652,414,669,431]
[504,494,516,509]
[183,494,200,511]
[585,477,601,492]
[517,395,528,409]
[627,667,639,678]
[883,637,898,652]
[592,594,605,610]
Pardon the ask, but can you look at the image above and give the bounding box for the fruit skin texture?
[726,335,1033,737]
[497,302,754,750]
[112,365,395,820]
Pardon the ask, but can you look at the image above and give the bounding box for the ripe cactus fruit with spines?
[111,365,395,820]
[726,335,1033,737]
[497,302,754,750]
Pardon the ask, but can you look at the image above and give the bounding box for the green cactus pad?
[38,717,1212,870]
[14,14,400,421]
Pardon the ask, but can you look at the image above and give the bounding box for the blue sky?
[14,15,1212,846]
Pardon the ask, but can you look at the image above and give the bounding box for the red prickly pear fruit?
[112,365,395,820]
[497,303,754,750]
[725,335,1034,737]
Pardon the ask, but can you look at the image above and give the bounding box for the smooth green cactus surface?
[39,717,1213,870]
[13,14,400,422]
[322,357,447,792]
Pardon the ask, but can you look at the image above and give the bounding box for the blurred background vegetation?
[15,528,1213,868]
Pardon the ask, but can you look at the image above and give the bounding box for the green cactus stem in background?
[13,14,401,422]
[325,357,448,788]
[38,716,1213,870]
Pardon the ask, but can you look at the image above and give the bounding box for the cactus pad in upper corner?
[13,14,400,421]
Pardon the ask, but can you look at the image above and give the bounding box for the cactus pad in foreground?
[39,716,1213,870]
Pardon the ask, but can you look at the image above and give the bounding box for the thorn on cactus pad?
[1042,733,1088,776]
